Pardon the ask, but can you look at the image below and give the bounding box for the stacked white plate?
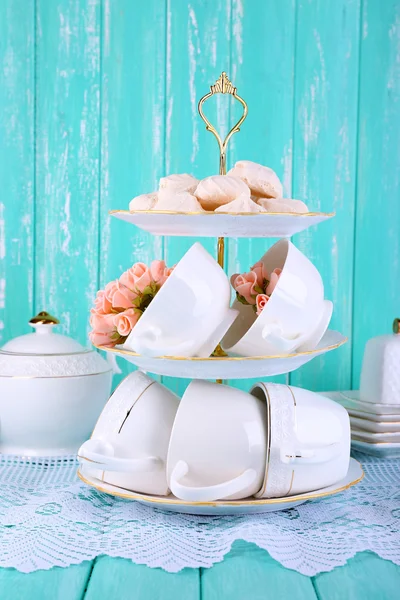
[324,391,400,458]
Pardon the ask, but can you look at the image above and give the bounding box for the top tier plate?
[110,209,334,238]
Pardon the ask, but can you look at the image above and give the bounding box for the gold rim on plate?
[77,460,364,507]
[110,209,335,218]
[94,335,347,362]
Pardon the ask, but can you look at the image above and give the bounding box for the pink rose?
[89,310,118,347]
[231,271,258,305]
[256,293,270,316]
[89,330,116,347]
[94,289,112,314]
[105,280,137,310]
[150,260,174,287]
[120,263,153,293]
[250,261,269,288]
[90,310,116,333]
[114,308,142,337]
[266,268,282,296]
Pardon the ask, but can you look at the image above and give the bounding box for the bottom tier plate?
[78,458,363,516]
[98,330,346,379]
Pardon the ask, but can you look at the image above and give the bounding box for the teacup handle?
[78,439,162,473]
[261,323,308,353]
[131,326,195,358]
[170,460,257,502]
[280,443,342,465]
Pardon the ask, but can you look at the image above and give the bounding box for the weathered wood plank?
[0,0,35,343]
[0,561,93,600]
[290,0,361,391]
[201,540,316,600]
[84,556,200,600]
[313,552,400,600]
[226,0,296,390]
[352,0,400,388]
[162,0,232,395]
[35,0,101,344]
[99,0,166,384]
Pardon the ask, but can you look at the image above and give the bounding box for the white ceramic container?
[250,383,351,497]
[110,210,335,238]
[221,239,332,356]
[166,380,267,501]
[123,242,238,358]
[78,458,363,516]
[78,371,180,496]
[0,312,112,456]
[359,318,400,405]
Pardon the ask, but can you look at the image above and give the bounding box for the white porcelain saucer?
[78,458,363,516]
[110,210,334,238]
[351,439,400,459]
[98,330,346,380]
[324,390,400,417]
[350,416,400,433]
[352,430,400,443]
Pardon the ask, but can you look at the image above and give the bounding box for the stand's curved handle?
[198,72,248,175]
[78,439,161,473]
[170,460,257,502]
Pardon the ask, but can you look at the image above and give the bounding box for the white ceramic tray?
[110,210,334,238]
[350,416,400,433]
[351,439,400,458]
[340,391,400,415]
[324,390,400,417]
[99,330,346,380]
[352,429,400,443]
[78,458,363,516]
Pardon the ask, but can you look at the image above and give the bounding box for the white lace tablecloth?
[0,452,399,575]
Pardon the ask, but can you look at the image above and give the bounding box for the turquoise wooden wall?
[1,0,399,394]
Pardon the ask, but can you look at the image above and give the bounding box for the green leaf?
[236,292,251,306]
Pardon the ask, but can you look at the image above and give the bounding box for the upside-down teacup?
[78,371,180,495]
[250,383,350,497]
[221,239,332,356]
[123,242,238,358]
[166,380,267,501]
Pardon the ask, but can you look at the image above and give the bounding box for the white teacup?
[250,383,350,497]
[221,239,332,356]
[78,371,180,496]
[124,242,238,358]
[166,380,267,501]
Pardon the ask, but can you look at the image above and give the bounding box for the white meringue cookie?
[159,173,199,194]
[154,190,205,212]
[129,192,158,211]
[215,192,267,213]
[257,197,309,214]
[194,175,250,211]
[228,160,283,199]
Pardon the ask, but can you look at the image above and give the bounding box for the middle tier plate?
[110,210,334,238]
[98,330,346,379]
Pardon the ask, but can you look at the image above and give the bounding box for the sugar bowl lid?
[0,312,110,377]
[2,312,84,355]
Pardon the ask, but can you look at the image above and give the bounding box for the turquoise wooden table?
[1,545,399,600]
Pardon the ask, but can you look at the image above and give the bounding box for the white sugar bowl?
[360,318,400,405]
[0,311,113,455]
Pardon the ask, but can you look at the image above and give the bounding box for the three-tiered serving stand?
[80,74,364,515]
[103,72,346,381]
